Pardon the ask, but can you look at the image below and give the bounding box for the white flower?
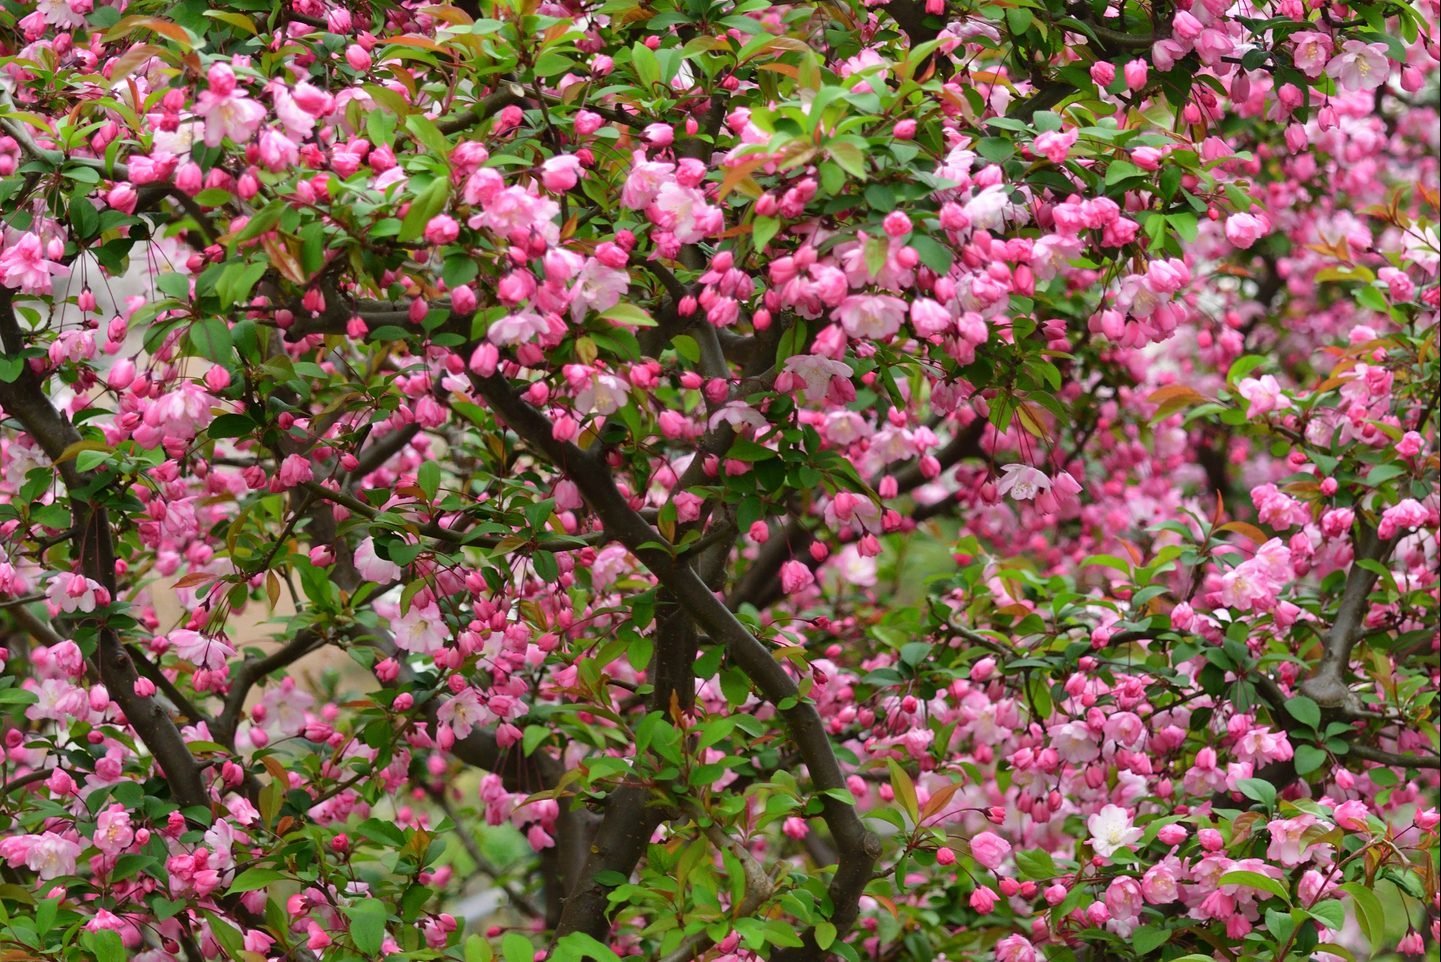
[834,295,907,339]
[783,354,852,403]
[392,601,448,654]
[26,833,81,880]
[997,464,1052,501]
[575,372,629,416]
[354,537,402,583]
[1088,804,1144,858]
[569,260,629,322]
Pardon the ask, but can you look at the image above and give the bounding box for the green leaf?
[399,176,451,244]
[235,199,286,242]
[753,216,780,252]
[227,867,287,893]
[1309,898,1346,930]
[1218,870,1290,903]
[1236,777,1277,809]
[343,899,388,955]
[1293,744,1327,776]
[827,139,868,179]
[887,758,919,823]
[1131,925,1168,956]
[815,921,837,950]
[1285,695,1321,730]
[503,932,536,962]
[417,460,441,501]
[1340,881,1385,951]
[189,316,233,364]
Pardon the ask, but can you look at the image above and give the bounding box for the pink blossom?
[780,560,814,594]
[1237,374,1292,419]
[1291,32,1333,78]
[969,831,1011,870]
[393,601,449,654]
[0,232,68,294]
[1225,212,1268,249]
[169,630,236,669]
[541,155,583,192]
[196,63,267,147]
[1325,41,1390,92]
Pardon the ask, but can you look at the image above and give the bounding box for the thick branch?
[1299,527,1395,710]
[470,370,881,957]
[0,293,208,811]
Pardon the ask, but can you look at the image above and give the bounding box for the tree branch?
[469,370,881,958]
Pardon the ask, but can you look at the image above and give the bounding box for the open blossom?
[0,232,68,294]
[1236,374,1292,418]
[1,833,80,879]
[997,464,1051,501]
[835,295,907,339]
[47,572,108,614]
[1290,31,1333,77]
[1266,815,1320,867]
[1325,40,1390,92]
[1225,212,1268,249]
[1088,805,1143,857]
[196,63,267,146]
[169,630,236,669]
[354,537,403,583]
[437,687,489,739]
[781,354,853,404]
[393,601,449,654]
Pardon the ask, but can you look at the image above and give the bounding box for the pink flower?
[834,295,907,340]
[277,454,314,488]
[1325,41,1390,92]
[169,630,236,669]
[1266,815,1317,867]
[393,601,449,654]
[355,538,403,583]
[1291,31,1333,78]
[540,155,582,192]
[995,935,1037,962]
[1141,864,1179,904]
[0,232,68,294]
[1378,498,1428,539]
[1225,212,1268,249]
[1332,800,1370,832]
[1236,374,1292,418]
[969,831,1011,870]
[94,806,135,855]
[969,885,999,913]
[424,215,460,245]
[195,63,266,147]
[1033,129,1078,164]
[1123,59,1148,90]
[780,560,814,594]
[936,846,956,866]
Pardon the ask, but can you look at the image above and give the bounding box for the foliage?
[0,1,1438,961]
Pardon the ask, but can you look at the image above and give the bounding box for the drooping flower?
[997,464,1052,502]
[169,630,236,669]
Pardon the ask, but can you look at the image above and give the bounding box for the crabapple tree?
[0,1,1438,961]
